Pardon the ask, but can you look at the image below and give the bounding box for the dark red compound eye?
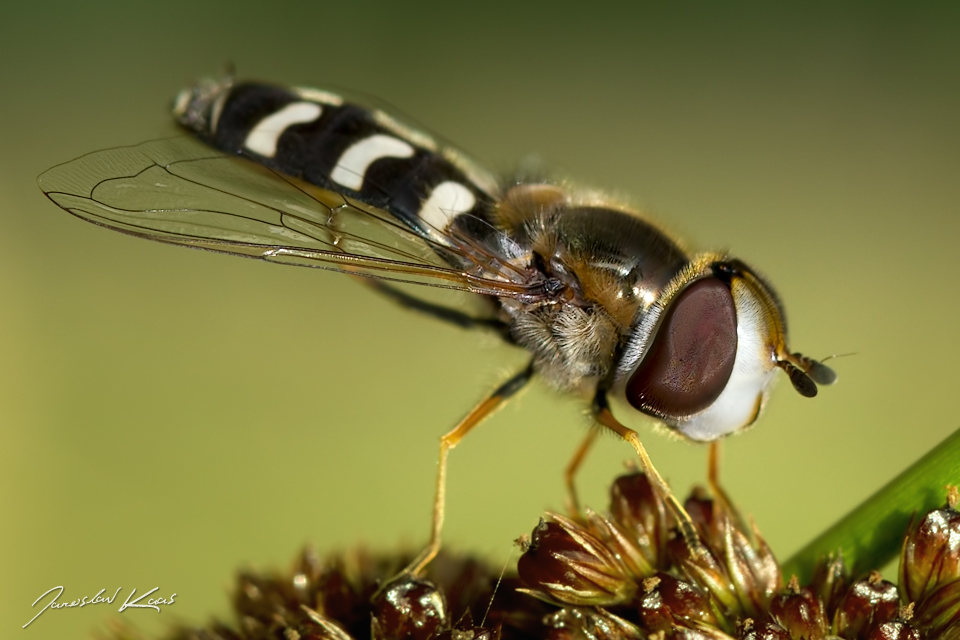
[626,277,738,418]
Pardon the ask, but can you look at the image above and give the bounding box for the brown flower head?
[517,515,637,607]
[637,573,724,634]
[668,490,780,621]
[120,476,960,640]
[899,487,960,604]
[608,471,670,572]
[371,577,448,640]
[737,618,791,640]
[768,576,828,640]
[806,553,850,618]
[863,604,922,640]
[833,571,899,638]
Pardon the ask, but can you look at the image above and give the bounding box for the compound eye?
[626,277,738,418]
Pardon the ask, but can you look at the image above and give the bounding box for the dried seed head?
[636,575,677,633]
[136,472,960,640]
[608,472,669,570]
[680,628,739,640]
[542,606,644,640]
[736,618,791,640]
[636,572,724,633]
[517,515,637,606]
[683,485,755,553]
[834,570,900,639]
[234,571,306,627]
[866,624,922,640]
[301,605,365,640]
[668,528,740,618]
[227,566,355,640]
[719,519,780,618]
[899,491,960,604]
[433,626,499,640]
[768,576,828,640]
[912,577,960,637]
[668,494,779,621]
[370,576,448,640]
[313,555,373,637]
[650,627,736,640]
[806,553,850,617]
[864,619,922,640]
[587,509,658,580]
[685,487,720,538]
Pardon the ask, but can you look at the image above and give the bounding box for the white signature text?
[23,586,177,628]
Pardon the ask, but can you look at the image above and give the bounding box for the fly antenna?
[789,351,839,386]
[819,351,857,363]
[776,359,818,397]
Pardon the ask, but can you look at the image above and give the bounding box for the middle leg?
[402,361,535,576]
[563,426,600,517]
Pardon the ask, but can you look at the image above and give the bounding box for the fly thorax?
[509,302,620,392]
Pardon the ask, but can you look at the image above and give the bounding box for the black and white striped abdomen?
[173,78,500,247]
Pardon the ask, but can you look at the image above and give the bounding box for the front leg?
[592,389,703,553]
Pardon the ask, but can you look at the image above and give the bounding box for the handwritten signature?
[23,585,177,628]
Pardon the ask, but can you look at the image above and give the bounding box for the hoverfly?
[38,75,836,575]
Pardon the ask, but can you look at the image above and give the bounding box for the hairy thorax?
[494,185,690,393]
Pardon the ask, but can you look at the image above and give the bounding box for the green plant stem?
[783,426,960,583]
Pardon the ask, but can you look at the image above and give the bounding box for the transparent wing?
[38,137,544,300]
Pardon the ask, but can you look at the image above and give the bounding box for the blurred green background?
[2,2,959,638]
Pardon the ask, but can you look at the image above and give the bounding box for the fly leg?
[707,440,729,506]
[352,276,510,337]
[563,427,600,517]
[403,361,535,576]
[706,441,751,537]
[592,390,703,553]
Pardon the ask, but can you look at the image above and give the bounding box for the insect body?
[39,76,836,574]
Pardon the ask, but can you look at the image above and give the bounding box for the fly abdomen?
[174,78,498,247]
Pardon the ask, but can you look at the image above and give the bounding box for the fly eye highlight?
[626,277,738,418]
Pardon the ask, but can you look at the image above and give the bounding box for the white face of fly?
[616,258,835,442]
[668,275,780,441]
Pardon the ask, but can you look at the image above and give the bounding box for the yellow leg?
[563,427,600,518]
[707,440,733,516]
[403,363,534,576]
[707,442,718,483]
[594,405,703,553]
[706,441,750,537]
